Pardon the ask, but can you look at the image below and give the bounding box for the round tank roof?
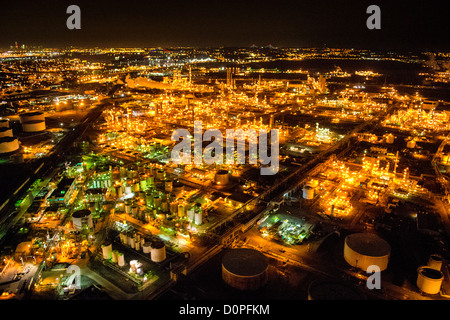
[72,209,91,218]
[308,280,363,300]
[216,169,229,175]
[222,248,268,277]
[151,240,165,249]
[345,233,390,257]
[20,111,43,116]
[420,267,443,280]
[430,254,443,262]
[0,136,18,143]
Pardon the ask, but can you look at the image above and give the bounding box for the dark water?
[248,59,450,102]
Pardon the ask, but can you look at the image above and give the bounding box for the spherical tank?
[417,266,443,295]
[222,248,269,291]
[344,233,390,271]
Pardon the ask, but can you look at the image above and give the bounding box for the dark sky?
[0,0,449,50]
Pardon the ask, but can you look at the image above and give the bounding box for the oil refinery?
[0,44,450,305]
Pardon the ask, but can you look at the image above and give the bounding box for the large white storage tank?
[102,243,112,260]
[72,209,93,231]
[19,111,45,124]
[117,252,125,267]
[187,208,195,222]
[112,250,119,263]
[302,185,314,200]
[142,242,151,254]
[344,233,391,271]
[0,137,19,154]
[22,120,46,132]
[150,241,166,262]
[194,211,203,225]
[417,266,443,295]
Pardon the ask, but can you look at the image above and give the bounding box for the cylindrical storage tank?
[126,233,133,246]
[142,242,151,254]
[385,134,394,144]
[165,179,173,192]
[170,202,178,214]
[214,169,230,185]
[417,266,443,295]
[150,241,166,262]
[302,185,314,200]
[117,186,124,198]
[407,140,416,148]
[119,233,127,244]
[125,185,132,195]
[154,196,162,208]
[0,137,20,154]
[146,175,155,186]
[178,203,186,217]
[187,208,195,222]
[22,120,46,132]
[427,254,443,271]
[19,111,45,124]
[125,202,131,214]
[161,201,169,213]
[307,280,363,300]
[102,243,112,260]
[222,248,269,291]
[72,209,93,231]
[194,211,202,225]
[140,179,147,191]
[112,250,119,263]
[130,237,135,248]
[117,252,125,267]
[173,181,185,194]
[344,233,391,271]
[135,241,140,251]
[133,183,140,192]
[156,170,165,180]
[0,119,9,128]
[145,192,153,206]
[0,127,13,138]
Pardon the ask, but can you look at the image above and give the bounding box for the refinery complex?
[1,45,450,302]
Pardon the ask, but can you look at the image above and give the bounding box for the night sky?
[0,0,449,50]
